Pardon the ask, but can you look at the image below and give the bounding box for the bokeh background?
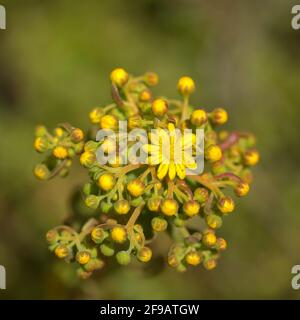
[0,0,300,299]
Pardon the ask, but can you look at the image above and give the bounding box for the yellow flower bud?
[128,115,142,129]
[161,198,178,216]
[137,247,152,263]
[54,245,69,259]
[218,196,235,214]
[185,251,202,266]
[116,251,131,265]
[53,146,68,159]
[54,127,65,137]
[114,200,131,215]
[177,76,195,96]
[151,217,168,232]
[100,114,118,130]
[194,187,209,203]
[34,137,48,153]
[76,251,91,265]
[190,109,207,126]
[217,238,227,251]
[183,200,200,217]
[127,179,145,197]
[144,72,159,86]
[45,229,59,244]
[80,151,96,167]
[98,173,115,192]
[91,227,107,244]
[139,90,152,102]
[244,149,259,166]
[70,128,84,143]
[205,214,222,229]
[34,164,50,180]
[100,138,116,153]
[211,108,228,125]
[147,196,161,212]
[205,145,222,162]
[151,99,168,117]
[203,259,217,270]
[111,226,127,244]
[89,107,103,124]
[110,68,129,87]
[202,231,217,247]
[235,181,250,197]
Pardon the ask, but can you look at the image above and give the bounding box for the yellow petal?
[157,163,169,180]
[168,162,176,180]
[148,153,161,165]
[176,164,186,179]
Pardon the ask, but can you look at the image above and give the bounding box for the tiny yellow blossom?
[76,251,91,265]
[54,245,69,259]
[177,76,195,96]
[110,68,129,87]
[151,99,168,116]
[98,173,115,192]
[111,226,127,243]
[211,108,228,125]
[100,114,118,130]
[183,200,200,217]
[244,149,260,166]
[137,247,152,263]
[161,198,178,216]
[205,145,222,162]
[80,151,96,167]
[190,109,207,126]
[127,179,145,197]
[185,252,201,266]
[53,146,68,159]
[218,196,235,214]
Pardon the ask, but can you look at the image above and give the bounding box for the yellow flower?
[34,164,50,180]
[100,114,118,130]
[205,145,222,162]
[54,127,65,137]
[89,107,103,124]
[183,200,200,217]
[203,259,217,270]
[151,99,168,116]
[218,196,235,214]
[76,251,91,265]
[144,72,159,86]
[143,123,196,180]
[70,128,84,142]
[34,137,48,153]
[244,149,259,166]
[151,217,168,232]
[111,226,127,243]
[190,109,207,126]
[80,151,96,167]
[54,245,69,259]
[217,238,227,251]
[185,252,201,266]
[202,232,217,247]
[139,90,152,102]
[98,173,115,192]
[161,198,178,216]
[127,179,145,197]
[114,200,131,215]
[177,76,195,96]
[235,181,250,197]
[53,146,68,159]
[211,108,228,125]
[137,247,152,263]
[110,68,129,87]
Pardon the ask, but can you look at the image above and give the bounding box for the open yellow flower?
[143,123,197,180]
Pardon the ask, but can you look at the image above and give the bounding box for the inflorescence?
[34,68,259,278]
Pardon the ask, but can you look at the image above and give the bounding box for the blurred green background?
[0,0,300,299]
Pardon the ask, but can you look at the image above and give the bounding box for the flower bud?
[89,107,104,124]
[211,108,228,125]
[34,164,50,180]
[137,247,152,263]
[168,254,180,268]
[235,181,250,197]
[100,114,118,130]
[54,127,65,137]
[70,128,84,143]
[194,187,209,203]
[127,179,145,197]
[76,251,91,265]
[205,214,223,229]
[139,90,152,102]
[35,125,48,137]
[100,200,113,213]
[203,259,217,270]
[205,145,222,162]
[151,217,168,232]
[85,195,100,209]
[218,196,235,214]
[111,226,127,243]
[110,68,129,87]
[84,140,99,152]
[53,146,68,159]
[190,109,207,126]
[54,244,69,259]
[202,231,217,247]
[177,76,195,96]
[244,149,259,166]
[100,243,115,256]
[147,196,161,212]
[34,137,49,153]
[98,173,115,192]
[45,229,59,244]
[114,200,131,215]
[161,198,178,216]
[128,115,142,129]
[151,99,168,117]
[216,238,227,251]
[116,251,131,265]
[84,258,105,272]
[183,200,200,217]
[185,251,202,266]
[77,268,92,279]
[91,227,108,244]
[144,72,159,86]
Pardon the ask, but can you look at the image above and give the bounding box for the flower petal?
[157,163,169,180]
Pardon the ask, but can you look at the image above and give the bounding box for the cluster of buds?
[35,68,259,278]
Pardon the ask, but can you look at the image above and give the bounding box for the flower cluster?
[35,68,259,278]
